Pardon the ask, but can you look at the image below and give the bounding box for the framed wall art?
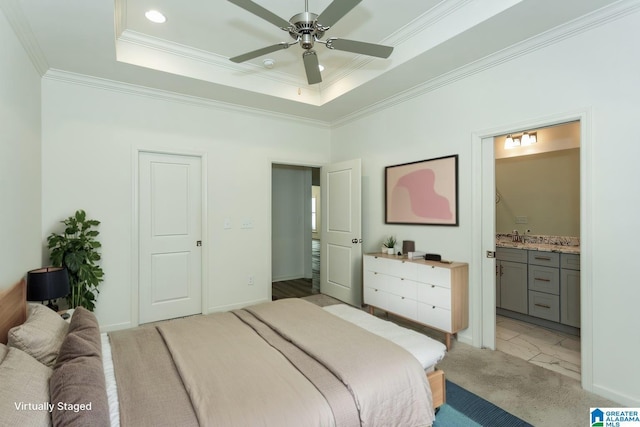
[385,154,459,226]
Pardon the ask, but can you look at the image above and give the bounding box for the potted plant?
[383,236,397,255]
[47,210,104,311]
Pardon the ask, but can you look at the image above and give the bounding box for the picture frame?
[385,154,459,226]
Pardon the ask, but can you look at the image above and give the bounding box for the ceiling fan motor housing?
[289,12,325,49]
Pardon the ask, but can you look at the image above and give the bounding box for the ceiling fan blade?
[227,0,290,29]
[302,50,322,85]
[328,38,393,58]
[316,0,362,28]
[230,43,290,63]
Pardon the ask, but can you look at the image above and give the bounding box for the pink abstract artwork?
[395,169,452,219]
[386,155,458,225]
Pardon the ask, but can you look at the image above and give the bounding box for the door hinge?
[486,250,495,258]
[196,240,202,247]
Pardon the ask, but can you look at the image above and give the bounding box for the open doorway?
[271,164,321,300]
[493,121,581,381]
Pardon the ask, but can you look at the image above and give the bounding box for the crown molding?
[331,0,640,128]
[0,0,48,75]
[42,69,330,129]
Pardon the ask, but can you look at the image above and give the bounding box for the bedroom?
[1,0,639,415]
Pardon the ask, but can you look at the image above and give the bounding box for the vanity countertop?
[496,234,580,254]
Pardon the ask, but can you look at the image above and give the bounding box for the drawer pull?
[401,296,405,300]
[401,278,404,281]
[534,278,551,282]
[431,285,435,288]
[534,256,551,261]
[534,303,551,309]
[432,306,436,309]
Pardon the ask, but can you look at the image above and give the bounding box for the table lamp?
[26,267,70,312]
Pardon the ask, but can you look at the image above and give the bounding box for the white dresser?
[363,253,469,349]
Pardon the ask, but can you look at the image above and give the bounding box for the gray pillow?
[7,303,68,367]
[50,307,110,427]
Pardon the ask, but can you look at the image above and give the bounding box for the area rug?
[434,380,533,426]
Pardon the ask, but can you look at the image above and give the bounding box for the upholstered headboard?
[0,279,27,344]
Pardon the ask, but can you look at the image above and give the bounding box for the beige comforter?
[111,299,434,426]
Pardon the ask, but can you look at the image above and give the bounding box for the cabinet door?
[561,269,581,327]
[499,260,528,314]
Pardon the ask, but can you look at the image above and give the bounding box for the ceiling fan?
[228,0,393,85]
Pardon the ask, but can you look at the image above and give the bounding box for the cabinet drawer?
[387,294,417,320]
[417,265,451,288]
[496,247,527,263]
[560,253,580,271]
[417,283,451,309]
[417,303,452,333]
[364,286,389,309]
[528,291,559,322]
[528,265,559,295]
[528,251,559,268]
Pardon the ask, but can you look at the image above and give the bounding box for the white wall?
[0,10,42,288]
[331,9,640,406]
[40,79,330,330]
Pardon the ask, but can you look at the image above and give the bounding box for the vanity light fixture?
[504,131,537,149]
[145,10,167,24]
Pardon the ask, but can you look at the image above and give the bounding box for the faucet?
[512,230,525,243]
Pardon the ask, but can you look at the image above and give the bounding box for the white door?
[320,159,362,306]
[481,136,497,349]
[139,152,203,324]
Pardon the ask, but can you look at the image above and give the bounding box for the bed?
[1,279,447,426]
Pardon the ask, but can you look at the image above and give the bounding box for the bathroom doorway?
[494,121,581,380]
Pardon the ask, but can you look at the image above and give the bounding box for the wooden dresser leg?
[445,333,451,350]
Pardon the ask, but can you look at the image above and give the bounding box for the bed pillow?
[50,307,110,427]
[7,303,68,367]
[0,344,53,427]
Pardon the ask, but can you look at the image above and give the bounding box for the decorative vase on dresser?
[363,253,469,350]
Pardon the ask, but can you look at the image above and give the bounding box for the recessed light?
[145,10,166,24]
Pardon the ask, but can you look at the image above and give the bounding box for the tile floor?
[496,315,581,380]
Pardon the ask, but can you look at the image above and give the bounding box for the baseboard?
[207,297,270,313]
[100,321,133,333]
[592,384,640,407]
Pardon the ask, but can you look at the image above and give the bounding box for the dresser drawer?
[387,293,417,320]
[364,270,393,293]
[417,303,452,332]
[365,255,417,280]
[528,290,559,322]
[528,265,559,295]
[364,286,389,308]
[417,264,451,288]
[417,283,451,309]
[528,251,560,268]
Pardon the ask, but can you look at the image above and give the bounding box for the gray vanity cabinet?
[496,248,528,314]
[560,254,581,328]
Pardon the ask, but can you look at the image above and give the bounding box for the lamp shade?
[27,267,70,302]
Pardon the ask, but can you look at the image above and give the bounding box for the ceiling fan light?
[145,10,166,24]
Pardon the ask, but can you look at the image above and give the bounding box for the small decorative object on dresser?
[363,253,469,349]
[382,236,397,255]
